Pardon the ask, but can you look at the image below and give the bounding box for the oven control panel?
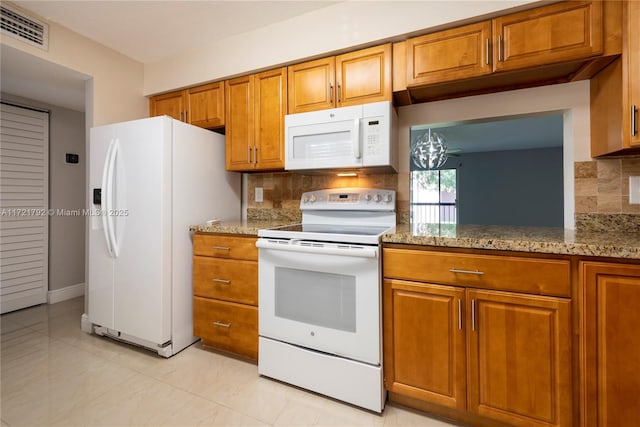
[301,188,395,210]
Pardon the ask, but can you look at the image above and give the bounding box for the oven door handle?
[256,239,378,258]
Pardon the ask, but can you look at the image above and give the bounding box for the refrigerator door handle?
[105,139,120,258]
[101,139,116,257]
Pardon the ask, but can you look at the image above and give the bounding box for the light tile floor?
[1,297,460,426]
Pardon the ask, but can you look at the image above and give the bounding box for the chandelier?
[411,129,448,169]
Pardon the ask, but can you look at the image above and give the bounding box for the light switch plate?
[630,176,640,204]
[255,187,263,203]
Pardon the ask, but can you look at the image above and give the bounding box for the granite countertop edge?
[382,233,640,259]
[189,221,288,236]
[189,222,640,260]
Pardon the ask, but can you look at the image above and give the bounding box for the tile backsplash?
[574,158,640,214]
[247,158,640,231]
[246,172,402,223]
[574,157,640,232]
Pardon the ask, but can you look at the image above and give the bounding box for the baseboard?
[48,283,85,304]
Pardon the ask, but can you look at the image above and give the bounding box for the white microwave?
[284,101,398,173]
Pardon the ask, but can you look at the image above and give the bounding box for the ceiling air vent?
[1,4,48,50]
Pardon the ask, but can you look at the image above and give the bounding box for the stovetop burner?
[268,223,391,236]
[258,188,397,245]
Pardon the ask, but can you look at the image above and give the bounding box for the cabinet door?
[384,279,467,411]
[187,82,224,129]
[623,0,640,147]
[406,22,492,87]
[581,262,640,427]
[149,90,185,121]
[493,1,603,72]
[225,75,254,171]
[287,57,335,114]
[336,43,392,107]
[467,289,572,427]
[254,68,286,170]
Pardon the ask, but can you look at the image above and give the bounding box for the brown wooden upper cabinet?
[149,90,185,121]
[149,81,225,129]
[288,43,392,114]
[590,0,639,157]
[493,1,603,72]
[406,21,492,86]
[225,68,286,172]
[406,1,603,87]
[186,82,225,129]
[624,0,640,149]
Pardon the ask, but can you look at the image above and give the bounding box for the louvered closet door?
[0,103,49,313]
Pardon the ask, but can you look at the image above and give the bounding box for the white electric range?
[256,187,396,413]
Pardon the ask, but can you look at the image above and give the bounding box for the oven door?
[256,238,381,366]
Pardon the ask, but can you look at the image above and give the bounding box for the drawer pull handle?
[449,269,484,275]
[213,321,231,328]
[212,246,230,251]
[212,278,230,284]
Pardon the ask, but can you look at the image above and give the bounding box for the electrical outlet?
[630,176,640,204]
[255,187,263,203]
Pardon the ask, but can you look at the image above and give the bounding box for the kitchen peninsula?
[192,218,640,427]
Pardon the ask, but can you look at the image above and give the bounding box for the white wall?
[455,147,564,226]
[144,0,537,95]
[0,21,145,126]
[398,80,592,229]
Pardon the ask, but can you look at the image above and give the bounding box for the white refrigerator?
[81,116,241,357]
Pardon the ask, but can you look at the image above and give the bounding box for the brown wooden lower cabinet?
[581,261,640,427]
[192,233,258,361]
[383,247,573,427]
[384,280,467,411]
[193,296,258,360]
[466,289,572,427]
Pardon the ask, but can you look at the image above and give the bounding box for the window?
[410,169,457,224]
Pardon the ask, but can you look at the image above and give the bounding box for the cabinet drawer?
[193,256,257,305]
[193,234,257,260]
[193,296,258,360]
[383,248,570,297]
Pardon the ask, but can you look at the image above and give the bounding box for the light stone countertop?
[190,221,640,260]
[384,223,640,259]
[189,220,292,236]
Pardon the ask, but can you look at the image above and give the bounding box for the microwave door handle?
[353,118,361,159]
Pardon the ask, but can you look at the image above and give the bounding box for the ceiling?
[1,0,338,111]
[10,1,340,63]
[412,114,564,154]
